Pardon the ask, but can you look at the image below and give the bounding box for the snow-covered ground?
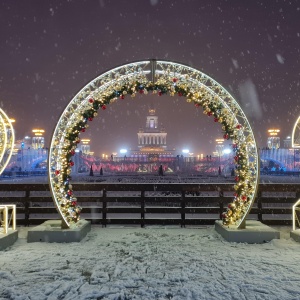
[1,173,300,184]
[1,225,300,300]
[1,174,300,299]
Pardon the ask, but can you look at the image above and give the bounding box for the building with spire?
[132,107,173,160]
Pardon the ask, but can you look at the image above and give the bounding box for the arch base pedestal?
[290,229,300,243]
[27,219,91,243]
[215,220,280,243]
[0,229,18,251]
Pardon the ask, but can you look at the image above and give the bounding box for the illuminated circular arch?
[0,108,15,175]
[292,116,300,148]
[49,60,259,229]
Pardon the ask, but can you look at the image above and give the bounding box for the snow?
[1,225,300,299]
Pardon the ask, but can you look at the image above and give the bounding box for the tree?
[89,164,94,176]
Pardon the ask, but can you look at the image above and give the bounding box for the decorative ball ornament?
[49,60,259,228]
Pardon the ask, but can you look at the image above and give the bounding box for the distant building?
[32,129,45,149]
[283,136,292,149]
[132,108,173,159]
[80,139,91,154]
[215,138,224,158]
[267,129,280,149]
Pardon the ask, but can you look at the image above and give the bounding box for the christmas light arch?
[0,108,15,175]
[292,116,300,148]
[49,60,259,229]
[292,116,300,230]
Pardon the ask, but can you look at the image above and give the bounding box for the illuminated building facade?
[267,129,280,149]
[32,129,45,149]
[80,139,91,154]
[133,108,173,158]
[215,138,224,158]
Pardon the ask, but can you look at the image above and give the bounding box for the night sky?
[1,0,299,156]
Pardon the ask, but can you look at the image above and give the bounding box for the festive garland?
[53,75,256,226]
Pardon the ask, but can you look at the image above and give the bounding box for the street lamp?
[223,148,231,155]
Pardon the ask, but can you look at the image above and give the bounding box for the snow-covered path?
[1,226,300,299]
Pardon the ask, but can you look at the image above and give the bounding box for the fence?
[0,183,299,227]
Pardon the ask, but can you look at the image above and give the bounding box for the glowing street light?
[223,148,231,155]
[182,149,189,154]
[120,149,127,154]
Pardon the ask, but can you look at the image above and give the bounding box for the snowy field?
[1,225,300,300]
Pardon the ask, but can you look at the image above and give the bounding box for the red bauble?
[71,201,77,206]
[76,139,80,144]
[242,195,247,201]
[67,190,73,196]
[81,128,85,132]
[88,117,93,121]
[214,118,218,122]
[69,161,74,166]
[88,98,94,103]
[158,91,162,96]
[223,134,228,139]
[178,92,182,96]
[139,89,144,94]
[70,150,75,156]
[235,176,239,182]
[120,95,125,99]
[101,105,106,110]
[173,78,178,83]
[55,170,60,175]
[207,112,212,116]
[234,156,239,161]
[195,103,200,107]
[236,124,242,129]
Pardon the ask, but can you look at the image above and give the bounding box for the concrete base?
[27,219,91,243]
[215,220,280,243]
[0,229,18,251]
[290,229,300,243]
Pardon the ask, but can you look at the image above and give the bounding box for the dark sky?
[1,0,299,156]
